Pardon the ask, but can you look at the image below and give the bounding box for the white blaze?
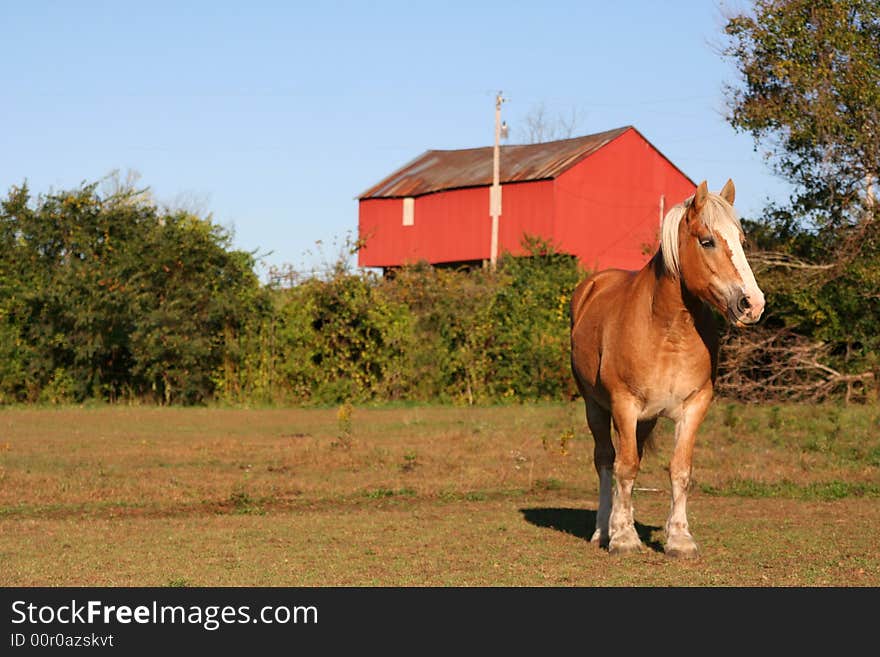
[716,222,765,312]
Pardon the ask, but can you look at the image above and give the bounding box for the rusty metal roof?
[358,126,631,199]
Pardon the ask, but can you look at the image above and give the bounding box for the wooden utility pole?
[490,91,506,269]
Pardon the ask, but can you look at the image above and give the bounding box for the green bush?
[2,178,873,406]
[0,180,267,404]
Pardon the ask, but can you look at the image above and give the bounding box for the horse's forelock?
[660,193,742,278]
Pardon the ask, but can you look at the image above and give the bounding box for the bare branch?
[748,250,835,272]
[716,327,876,403]
[521,103,584,143]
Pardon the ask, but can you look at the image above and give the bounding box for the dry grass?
[1,402,878,586]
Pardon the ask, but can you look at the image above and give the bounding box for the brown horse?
[570,179,764,558]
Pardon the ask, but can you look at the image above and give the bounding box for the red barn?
[357,126,695,273]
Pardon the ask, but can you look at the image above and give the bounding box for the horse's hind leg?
[608,400,645,555]
[585,398,613,547]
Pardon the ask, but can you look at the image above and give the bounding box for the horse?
[570,179,764,558]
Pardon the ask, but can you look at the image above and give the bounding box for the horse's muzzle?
[729,288,765,326]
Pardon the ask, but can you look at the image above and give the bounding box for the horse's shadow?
[520,507,664,553]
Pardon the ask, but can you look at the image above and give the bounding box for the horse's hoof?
[665,538,700,560]
[608,536,644,555]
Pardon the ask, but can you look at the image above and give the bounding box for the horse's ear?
[720,178,735,205]
[691,180,708,218]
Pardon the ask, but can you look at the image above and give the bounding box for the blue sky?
[1,1,787,279]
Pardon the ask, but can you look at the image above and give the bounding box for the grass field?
[1,402,878,586]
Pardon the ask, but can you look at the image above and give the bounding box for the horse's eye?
[699,237,715,249]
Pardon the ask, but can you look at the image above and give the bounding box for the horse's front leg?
[608,399,643,555]
[666,385,712,559]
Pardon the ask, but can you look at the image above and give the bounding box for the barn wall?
[414,186,490,264]
[553,128,695,272]
[358,197,405,268]
[497,179,555,257]
[359,187,490,267]
[358,179,556,267]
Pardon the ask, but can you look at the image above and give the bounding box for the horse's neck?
[642,253,704,328]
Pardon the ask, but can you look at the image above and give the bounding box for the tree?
[128,210,267,404]
[719,0,880,401]
[0,179,268,404]
[521,103,583,143]
[722,0,879,231]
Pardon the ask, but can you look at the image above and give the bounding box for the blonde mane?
[660,192,743,278]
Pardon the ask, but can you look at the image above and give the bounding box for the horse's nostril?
[737,295,751,313]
